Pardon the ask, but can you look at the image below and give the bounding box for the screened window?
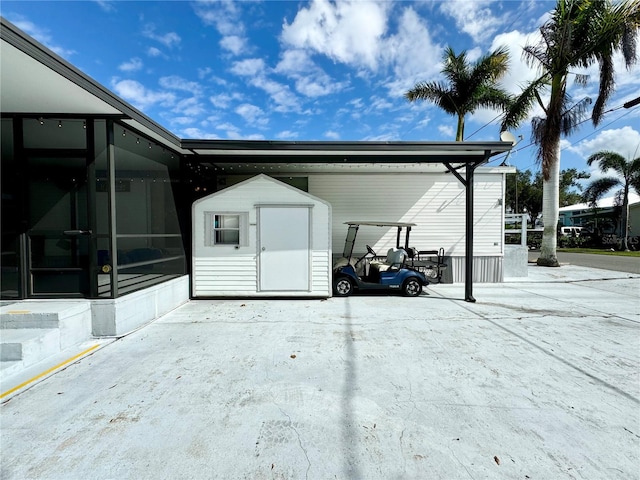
[205,213,247,246]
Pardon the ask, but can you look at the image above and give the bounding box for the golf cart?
[332,221,447,297]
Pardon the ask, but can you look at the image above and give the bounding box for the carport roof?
[182,139,513,166]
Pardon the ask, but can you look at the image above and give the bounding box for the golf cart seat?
[373,248,407,273]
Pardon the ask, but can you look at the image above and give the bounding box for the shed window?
[205,213,247,246]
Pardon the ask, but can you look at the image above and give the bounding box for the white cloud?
[276,49,349,98]
[379,7,442,97]
[216,121,241,137]
[230,58,266,77]
[174,97,206,117]
[281,0,390,70]
[209,92,243,109]
[235,103,269,127]
[438,125,455,138]
[198,67,212,80]
[141,24,181,48]
[568,126,640,161]
[181,127,220,139]
[147,47,162,58]
[193,0,250,57]
[229,57,301,112]
[366,96,393,114]
[295,75,348,97]
[279,5,443,103]
[220,35,247,55]
[193,0,244,36]
[159,76,202,94]
[275,130,299,139]
[490,30,542,95]
[118,57,143,72]
[110,79,176,110]
[251,77,301,113]
[276,49,315,73]
[243,133,266,140]
[94,1,116,13]
[439,0,504,43]
[9,17,75,58]
[170,117,194,126]
[324,130,340,140]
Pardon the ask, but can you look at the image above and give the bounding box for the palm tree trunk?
[623,187,630,251]
[538,149,560,267]
[456,115,464,142]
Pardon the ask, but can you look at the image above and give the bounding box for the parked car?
[560,226,583,237]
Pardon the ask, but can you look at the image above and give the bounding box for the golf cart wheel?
[333,277,354,297]
[402,277,422,297]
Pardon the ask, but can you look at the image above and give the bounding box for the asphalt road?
[528,251,640,274]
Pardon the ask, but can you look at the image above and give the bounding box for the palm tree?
[405,46,512,141]
[501,0,640,266]
[583,150,640,250]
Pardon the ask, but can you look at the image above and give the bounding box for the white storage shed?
[192,174,332,297]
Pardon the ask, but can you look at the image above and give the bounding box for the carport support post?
[464,162,476,303]
[445,157,487,302]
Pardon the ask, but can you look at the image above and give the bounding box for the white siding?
[193,256,257,296]
[192,175,331,297]
[308,172,505,282]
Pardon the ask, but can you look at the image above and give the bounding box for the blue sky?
[2,0,639,182]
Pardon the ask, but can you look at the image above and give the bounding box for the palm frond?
[560,96,591,136]
[573,73,589,86]
[500,77,548,131]
[592,54,615,124]
[586,150,627,172]
[582,176,621,205]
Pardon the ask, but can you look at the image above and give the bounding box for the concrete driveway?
[1,265,639,479]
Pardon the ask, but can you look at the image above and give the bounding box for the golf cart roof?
[345,221,417,227]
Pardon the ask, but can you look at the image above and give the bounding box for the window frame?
[204,212,248,247]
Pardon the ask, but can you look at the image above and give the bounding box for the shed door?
[259,206,310,291]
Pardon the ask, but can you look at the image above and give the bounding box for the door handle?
[63,230,93,236]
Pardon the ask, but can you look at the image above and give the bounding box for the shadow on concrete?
[341,297,361,479]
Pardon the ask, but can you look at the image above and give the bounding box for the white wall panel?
[308,172,504,257]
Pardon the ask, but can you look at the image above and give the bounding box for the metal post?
[106,120,118,298]
[465,162,476,303]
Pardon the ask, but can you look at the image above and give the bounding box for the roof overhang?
[0,17,187,154]
[182,139,513,173]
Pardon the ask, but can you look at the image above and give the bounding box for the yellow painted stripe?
[1,344,100,399]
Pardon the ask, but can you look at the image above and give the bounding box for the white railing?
[505,214,527,247]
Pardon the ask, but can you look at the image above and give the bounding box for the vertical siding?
[448,256,504,283]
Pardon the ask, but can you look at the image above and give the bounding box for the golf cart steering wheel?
[366,245,376,256]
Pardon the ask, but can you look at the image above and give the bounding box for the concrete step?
[0,301,92,350]
[0,360,24,382]
[0,302,93,389]
[1,301,90,329]
[1,328,61,364]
